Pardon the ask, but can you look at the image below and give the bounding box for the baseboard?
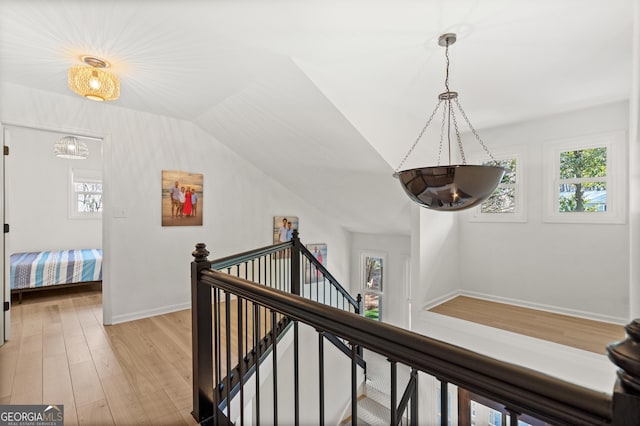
[109,302,191,325]
[421,290,462,311]
[460,290,628,325]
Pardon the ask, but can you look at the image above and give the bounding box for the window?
[543,131,625,224]
[488,409,503,426]
[70,168,102,218]
[361,253,385,321]
[470,151,525,222]
[558,147,606,212]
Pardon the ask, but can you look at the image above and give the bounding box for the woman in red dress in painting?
[183,187,193,216]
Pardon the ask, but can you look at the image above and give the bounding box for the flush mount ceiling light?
[68,56,120,102]
[54,136,88,159]
[393,33,505,211]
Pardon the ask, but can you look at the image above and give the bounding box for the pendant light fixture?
[394,33,505,211]
[68,56,120,102]
[54,136,89,159]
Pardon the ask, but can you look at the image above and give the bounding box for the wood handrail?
[295,240,359,309]
[199,269,612,426]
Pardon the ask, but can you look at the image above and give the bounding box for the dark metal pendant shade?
[395,165,505,211]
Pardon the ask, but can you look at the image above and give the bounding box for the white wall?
[413,207,460,323]
[5,126,102,253]
[458,101,630,322]
[350,232,410,328]
[629,0,640,319]
[1,83,350,324]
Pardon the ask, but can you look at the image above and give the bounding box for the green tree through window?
[559,147,607,212]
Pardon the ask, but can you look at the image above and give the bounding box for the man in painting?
[191,190,198,217]
[171,181,181,218]
[278,218,289,242]
[286,221,294,241]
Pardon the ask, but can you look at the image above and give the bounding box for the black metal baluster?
[238,296,244,426]
[330,284,333,307]
[213,288,220,393]
[254,303,260,426]
[294,321,300,426]
[225,291,232,419]
[272,310,278,425]
[244,299,248,360]
[410,370,418,426]
[319,333,325,426]
[390,361,398,425]
[440,380,448,426]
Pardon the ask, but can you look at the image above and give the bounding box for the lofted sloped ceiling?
[194,57,412,233]
[0,0,634,234]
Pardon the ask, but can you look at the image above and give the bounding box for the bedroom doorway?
[2,124,104,342]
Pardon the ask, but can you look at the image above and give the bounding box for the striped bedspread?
[10,249,103,290]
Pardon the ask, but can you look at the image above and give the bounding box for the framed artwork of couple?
[162,170,203,226]
[305,243,327,283]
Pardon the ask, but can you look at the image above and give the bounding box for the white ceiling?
[0,0,635,234]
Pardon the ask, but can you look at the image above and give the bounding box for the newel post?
[291,229,301,296]
[607,319,640,424]
[191,243,214,423]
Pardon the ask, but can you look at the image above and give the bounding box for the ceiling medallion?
[394,33,505,211]
[68,55,120,102]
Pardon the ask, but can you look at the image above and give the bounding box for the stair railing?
[192,242,640,426]
[192,232,365,424]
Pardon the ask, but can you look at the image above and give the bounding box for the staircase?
[341,352,411,425]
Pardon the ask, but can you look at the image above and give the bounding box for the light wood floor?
[429,296,626,355]
[0,288,197,425]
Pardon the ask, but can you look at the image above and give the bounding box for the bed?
[10,249,103,303]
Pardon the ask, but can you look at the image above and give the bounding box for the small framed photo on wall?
[304,243,327,283]
[273,216,299,243]
[162,170,203,226]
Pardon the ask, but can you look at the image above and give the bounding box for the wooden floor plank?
[76,399,115,426]
[429,295,625,354]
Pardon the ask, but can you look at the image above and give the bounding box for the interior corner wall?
[5,126,102,253]
[349,232,410,328]
[414,207,460,314]
[1,83,350,324]
[458,101,630,323]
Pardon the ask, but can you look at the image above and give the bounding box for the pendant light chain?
[454,98,495,160]
[451,104,466,164]
[436,100,448,166]
[444,42,451,93]
[394,99,443,173]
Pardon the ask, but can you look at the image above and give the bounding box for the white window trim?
[69,168,102,219]
[360,251,386,321]
[543,131,626,224]
[469,150,526,223]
